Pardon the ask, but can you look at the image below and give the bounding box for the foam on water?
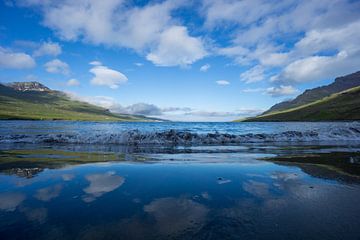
[1,121,360,145]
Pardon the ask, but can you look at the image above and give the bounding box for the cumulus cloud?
[66,78,80,86]
[13,0,360,77]
[0,47,36,69]
[216,80,230,85]
[205,0,360,85]
[146,26,207,67]
[272,24,360,84]
[44,59,70,74]
[67,94,165,116]
[33,41,61,57]
[122,103,162,116]
[266,85,298,97]
[200,63,210,72]
[90,64,128,89]
[17,0,206,67]
[66,93,258,121]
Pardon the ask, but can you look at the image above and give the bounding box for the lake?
[1,121,360,240]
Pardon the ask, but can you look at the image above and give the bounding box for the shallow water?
[1,121,360,239]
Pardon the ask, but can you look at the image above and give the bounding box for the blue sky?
[1,0,360,121]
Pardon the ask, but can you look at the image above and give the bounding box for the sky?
[0,0,360,121]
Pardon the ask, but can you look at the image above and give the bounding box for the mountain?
[239,71,360,122]
[8,81,51,92]
[263,71,360,114]
[241,86,360,121]
[0,82,159,121]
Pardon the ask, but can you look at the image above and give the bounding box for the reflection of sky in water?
[0,155,360,240]
[82,171,125,202]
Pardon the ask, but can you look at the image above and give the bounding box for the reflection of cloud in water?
[21,207,48,224]
[217,178,232,184]
[62,173,75,181]
[271,172,299,181]
[0,192,26,211]
[144,197,208,236]
[201,192,211,200]
[35,184,62,202]
[82,171,124,202]
[243,180,269,198]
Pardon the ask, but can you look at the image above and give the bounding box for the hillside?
[241,86,360,122]
[0,82,157,121]
[263,71,360,114]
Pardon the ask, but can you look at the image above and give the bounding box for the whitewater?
[1,121,360,145]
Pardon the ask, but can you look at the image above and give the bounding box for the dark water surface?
[1,121,360,239]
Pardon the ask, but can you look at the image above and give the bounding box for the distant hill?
[263,71,360,114]
[239,71,360,122]
[0,82,159,121]
[241,86,360,121]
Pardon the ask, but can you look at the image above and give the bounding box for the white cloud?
[200,63,210,72]
[44,59,70,75]
[66,92,259,121]
[122,103,162,116]
[271,51,357,84]
[146,26,207,67]
[241,86,299,97]
[266,85,298,97]
[89,60,102,66]
[134,62,144,67]
[33,41,61,57]
[216,46,251,65]
[18,0,206,67]
[0,47,36,69]
[240,65,265,83]
[203,0,291,28]
[67,94,190,116]
[66,78,80,86]
[241,88,265,93]
[205,0,360,85]
[90,65,128,89]
[216,80,230,85]
[185,109,262,118]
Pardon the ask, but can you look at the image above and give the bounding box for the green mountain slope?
[241,86,360,122]
[0,82,157,121]
[264,71,360,114]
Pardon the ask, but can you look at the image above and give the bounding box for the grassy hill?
[263,71,360,115]
[0,82,157,121]
[240,86,360,122]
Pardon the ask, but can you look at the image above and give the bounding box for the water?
[1,121,360,240]
[1,121,360,145]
